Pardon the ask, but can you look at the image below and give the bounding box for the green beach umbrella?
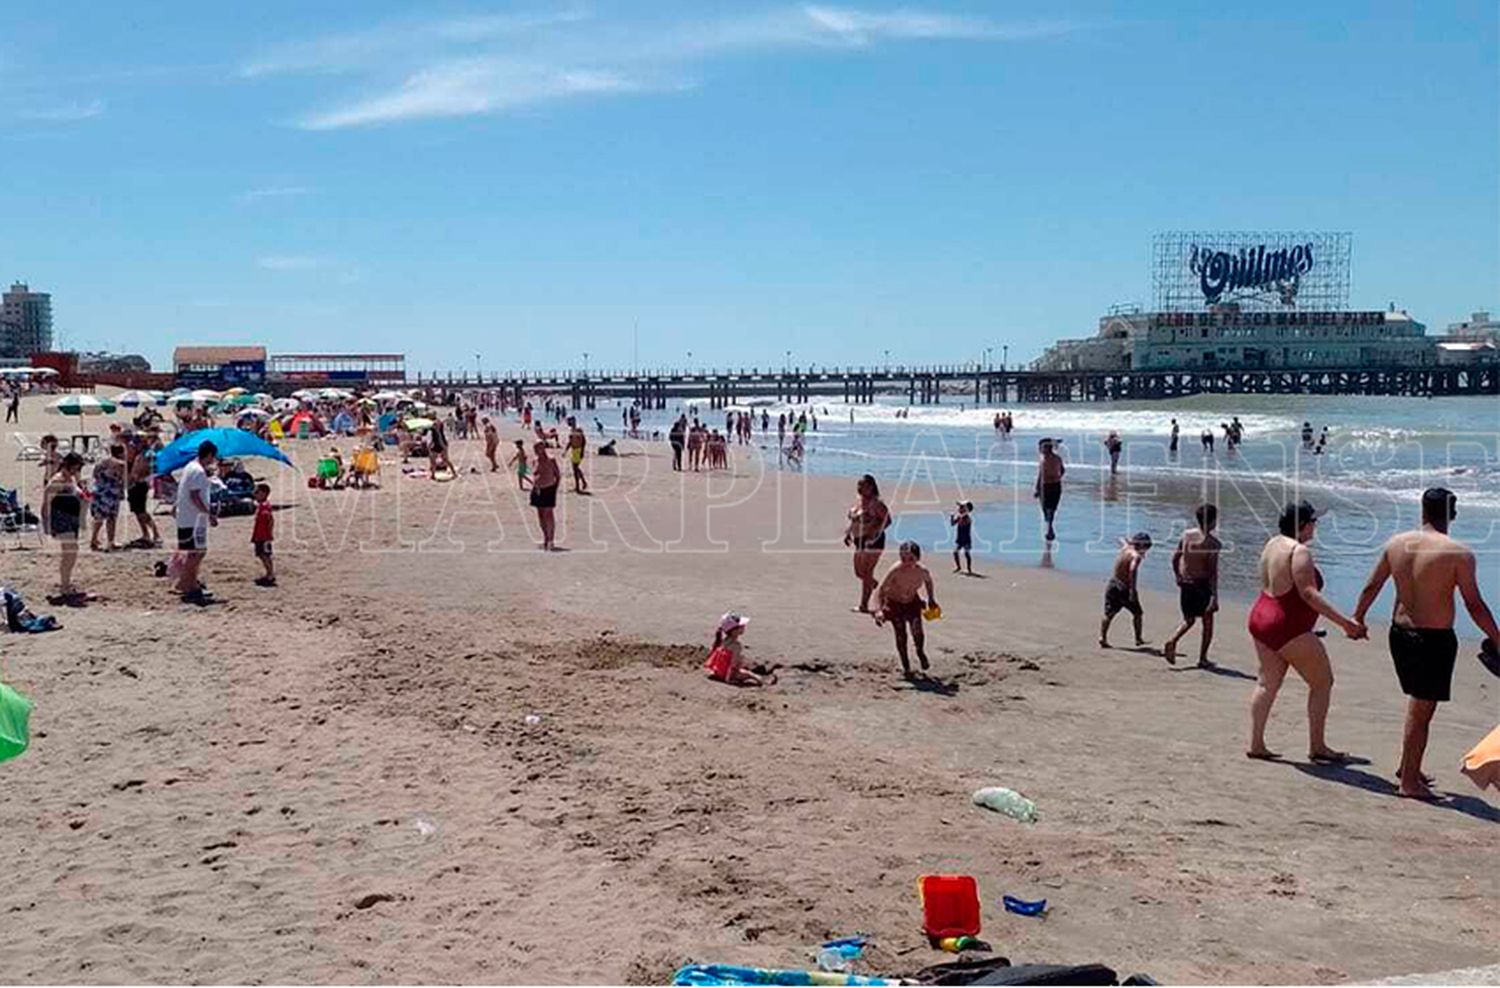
[404,417,435,431]
[45,394,117,416]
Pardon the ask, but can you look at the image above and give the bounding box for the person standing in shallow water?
[844,474,890,614]
[1033,439,1064,542]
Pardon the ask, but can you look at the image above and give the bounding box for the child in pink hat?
[703,612,774,687]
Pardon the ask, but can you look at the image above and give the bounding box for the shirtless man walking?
[1033,438,1065,542]
[1163,503,1221,667]
[1353,487,1500,800]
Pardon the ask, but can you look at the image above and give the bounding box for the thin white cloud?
[18,98,106,122]
[256,255,328,271]
[239,9,591,77]
[240,5,1081,130]
[301,61,658,130]
[239,185,314,202]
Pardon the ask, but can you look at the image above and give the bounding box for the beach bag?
[0,681,34,762]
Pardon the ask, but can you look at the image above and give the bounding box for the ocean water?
[607,393,1500,635]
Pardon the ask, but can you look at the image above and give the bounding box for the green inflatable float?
[0,682,34,762]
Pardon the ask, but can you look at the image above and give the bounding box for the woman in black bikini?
[41,452,85,601]
[844,474,891,613]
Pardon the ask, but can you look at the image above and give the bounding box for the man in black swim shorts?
[1163,503,1222,667]
[1033,439,1065,543]
[1354,488,1500,800]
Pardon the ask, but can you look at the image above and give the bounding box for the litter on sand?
[1002,895,1049,917]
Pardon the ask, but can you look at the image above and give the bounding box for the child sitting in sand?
[1100,532,1151,648]
[704,612,774,687]
[874,541,938,679]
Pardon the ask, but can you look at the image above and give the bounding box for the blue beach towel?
[674,964,893,987]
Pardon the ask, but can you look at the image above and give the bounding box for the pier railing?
[405,364,1499,410]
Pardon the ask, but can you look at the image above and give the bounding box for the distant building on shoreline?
[172,344,407,389]
[1,282,54,356]
[173,345,268,388]
[1035,233,1440,372]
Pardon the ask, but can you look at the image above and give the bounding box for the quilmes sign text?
[1188,242,1315,305]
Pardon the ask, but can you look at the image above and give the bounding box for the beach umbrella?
[223,386,247,396]
[404,417,435,431]
[44,394,117,416]
[171,389,224,407]
[320,387,352,400]
[222,393,261,407]
[370,390,407,402]
[237,407,272,421]
[271,397,300,412]
[153,427,294,476]
[115,389,165,408]
[31,367,58,377]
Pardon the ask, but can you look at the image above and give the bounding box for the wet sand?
[0,396,1495,984]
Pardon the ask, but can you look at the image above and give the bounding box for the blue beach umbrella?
[154,427,295,476]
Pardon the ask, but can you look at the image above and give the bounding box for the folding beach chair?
[351,448,381,488]
[10,433,40,461]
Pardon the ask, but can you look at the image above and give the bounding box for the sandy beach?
[0,395,1496,985]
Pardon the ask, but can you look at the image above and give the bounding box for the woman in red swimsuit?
[1246,501,1366,762]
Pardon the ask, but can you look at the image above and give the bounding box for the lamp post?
[474,353,481,383]
[984,346,993,371]
[883,348,890,373]
[785,350,792,373]
[582,351,590,377]
[1002,344,1009,371]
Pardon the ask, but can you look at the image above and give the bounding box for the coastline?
[0,399,1495,983]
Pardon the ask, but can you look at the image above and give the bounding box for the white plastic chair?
[11,433,40,461]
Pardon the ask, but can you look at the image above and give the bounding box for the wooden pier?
[411,364,1500,410]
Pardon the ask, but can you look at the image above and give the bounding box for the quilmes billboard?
[1152,232,1351,312]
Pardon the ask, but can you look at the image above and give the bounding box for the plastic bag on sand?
[972,786,1038,823]
[0,681,35,763]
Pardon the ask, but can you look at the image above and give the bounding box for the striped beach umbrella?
[45,394,117,416]
[115,389,165,408]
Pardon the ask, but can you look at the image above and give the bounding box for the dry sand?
[0,395,1495,984]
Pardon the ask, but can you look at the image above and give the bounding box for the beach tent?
[153,427,293,476]
[286,410,323,437]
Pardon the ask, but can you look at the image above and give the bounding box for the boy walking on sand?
[1101,532,1151,648]
[1163,504,1221,667]
[874,541,938,679]
[251,483,276,587]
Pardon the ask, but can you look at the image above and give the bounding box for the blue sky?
[1,1,1495,373]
